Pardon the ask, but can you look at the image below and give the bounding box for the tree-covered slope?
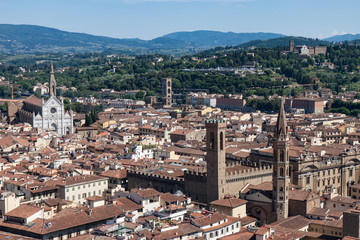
[164,30,285,48]
[324,34,360,42]
[239,36,330,48]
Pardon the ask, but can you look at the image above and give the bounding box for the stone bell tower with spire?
[49,62,57,97]
[272,97,290,221]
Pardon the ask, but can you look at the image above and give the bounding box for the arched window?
[50,123,57,132]
[280,151,285,162]
[220,132,224,150]
[280,167,284,177]
[209,132,215,150]
[280,187,283,192]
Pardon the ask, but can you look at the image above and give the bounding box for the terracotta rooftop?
[132,188,160,198]
[5,205,42,219]
[211,198,247,208]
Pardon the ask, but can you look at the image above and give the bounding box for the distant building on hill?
[289,40,327,56]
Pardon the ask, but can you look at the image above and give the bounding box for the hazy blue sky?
[1,0,358,40]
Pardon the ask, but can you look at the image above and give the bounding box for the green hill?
[164,30,285,48]
[239,36,330,48]
[324,34,360,42]
[0,24,197,54]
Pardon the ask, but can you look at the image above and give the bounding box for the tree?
[135,91,145,100]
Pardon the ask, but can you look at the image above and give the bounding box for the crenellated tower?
[206,119,226,204]
[272,97,290,221]
[161,78,172,107]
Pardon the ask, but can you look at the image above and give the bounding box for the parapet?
[226,165,273,177]
[128,170,184,182]
[205,119,227,129]
[184,171,207,177]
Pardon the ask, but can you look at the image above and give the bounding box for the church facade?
[9,64,73,136]
[32,95,73,135]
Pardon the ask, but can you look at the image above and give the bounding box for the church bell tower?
[49,62,57,97]
[206,119,226,204]
[272,98,290,221]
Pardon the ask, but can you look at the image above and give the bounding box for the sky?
[0,0,359,40]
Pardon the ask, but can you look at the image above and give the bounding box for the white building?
[20,64,73,136]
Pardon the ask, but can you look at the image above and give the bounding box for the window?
[209,132,215,150]
[280,151,285,162]
[306,176,310,184]
[72,187,75,191]
[66,188,69,192]
[280,168,284,177]
[220,132,224,150]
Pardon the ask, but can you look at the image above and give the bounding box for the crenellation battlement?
[128,170,184,182]
[205,119,227,129]
[225,165,273,177]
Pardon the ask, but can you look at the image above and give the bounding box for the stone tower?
[272,97,290,221]
[206,119,226,204]
[162,78,172,107]
[343,207,360,238]
[289,40,294,52]
[49,62,57,97]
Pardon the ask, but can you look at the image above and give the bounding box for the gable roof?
[211,198,247,208]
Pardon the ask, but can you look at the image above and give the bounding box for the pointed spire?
[275,97,287,138]
[49,62,56,97]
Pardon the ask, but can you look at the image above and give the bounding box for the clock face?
[51,101,55,105]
